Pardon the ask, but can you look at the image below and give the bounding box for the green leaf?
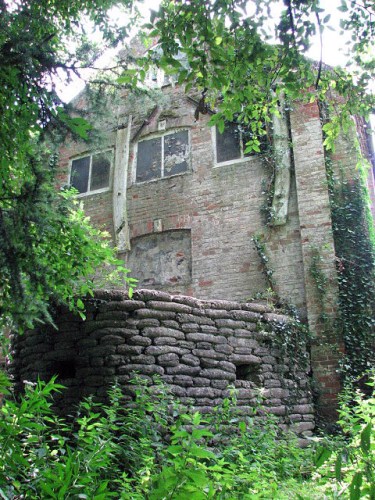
[360,422,371,455]
[350,472,363,500]
[335,453,342,482]
[314,446,332,467]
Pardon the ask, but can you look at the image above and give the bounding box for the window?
[70,150,112,195]
[214,123,266,165]
[135,130,189,183]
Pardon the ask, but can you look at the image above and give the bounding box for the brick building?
[55,80,375,419]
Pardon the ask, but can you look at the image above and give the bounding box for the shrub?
[0,373,315,499]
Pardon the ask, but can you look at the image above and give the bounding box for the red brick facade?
[56,84,374,421]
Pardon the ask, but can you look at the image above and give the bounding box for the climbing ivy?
[327,161,375,378]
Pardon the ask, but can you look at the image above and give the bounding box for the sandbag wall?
[10,289,315,436]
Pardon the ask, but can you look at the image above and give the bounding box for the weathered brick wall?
[54,84,373,420]
[10,290,314,437]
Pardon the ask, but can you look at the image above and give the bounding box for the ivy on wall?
[328,162,375,378]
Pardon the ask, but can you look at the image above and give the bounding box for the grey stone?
[229,354,261,365]
[118,364,165,376]
[96,311,129,321]
[187,387,215,398]
[153,337,178,346]
[264,380,282,388]
[214,344,234,355]
[291,404,314,414]
[133,289,173,302]
[266,406,287,416]
[135,309,176,320]
[127,336,152,347]
[186,333,226,344]
[83,320,129,334]
[171,294,202,308]
[231,310,261,322]
[146,346,185,356]
[200,369,236,381]
[211,380,229,389]
[241,303,272,313]
[99,295,145,310]
[166,365,201,376]
[215,319,246,329]
[193,377,211,387]
[181,354,200,367]
[200,358,219,368]
[117,345,143,355]
[264,388,290,399]
[100,335,125,346]
[199,325,219,334]
[137,319,160,328]
[169,385,187,397]
[192,349,225,360]
[143,327,185,340]
[148,301,192,313]
[173,375,194,386]
[91,328,136,340]
[106,355,126,366]
[207,299,243,310]
[234,328,257,338]
[131,355,156,365]
[177,314,215,326]
[181,323,200,333]
[161,320,180,329]
[158,353,179,366]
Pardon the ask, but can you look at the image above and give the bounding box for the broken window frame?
[69,149,113,196]
[133,128,191,184]
[213,123,263,167]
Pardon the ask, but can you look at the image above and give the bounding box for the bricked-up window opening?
[136,130,189,183]
[70,150,112,194]
[236,364,261,385]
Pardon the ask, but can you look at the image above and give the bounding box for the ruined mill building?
[11,62,375,430]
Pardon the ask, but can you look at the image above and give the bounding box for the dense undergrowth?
[0,373,373,499]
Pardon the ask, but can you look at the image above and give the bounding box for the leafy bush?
[314,377,375,499]
[0,373,317,499]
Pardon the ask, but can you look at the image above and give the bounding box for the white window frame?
[69,149,113,197]
[212,125,252,168]
[133,128,191,184]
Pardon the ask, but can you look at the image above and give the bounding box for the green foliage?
[325,154,375,378]
[313,378,375,499]
[0,0,138,331]
[0,374,316,499]
[138,0,375,153]
[252,233,276,292]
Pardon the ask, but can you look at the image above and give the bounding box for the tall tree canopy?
[138,0,374,149]
[0,0,137,332]
[0,0,374,332]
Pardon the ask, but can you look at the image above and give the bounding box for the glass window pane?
[164,130,189,177]
[216,123,241,163]
[90,152,111,191]
[70,156,90,193]
[136,138,162,182]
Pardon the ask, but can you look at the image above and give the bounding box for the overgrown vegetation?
[0,374,373,499]
[328,166,375,379]
[0,0,139,332]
